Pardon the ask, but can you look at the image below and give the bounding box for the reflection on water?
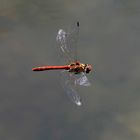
[0,0,140,140]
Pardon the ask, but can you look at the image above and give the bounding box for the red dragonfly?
[32,22,92,106]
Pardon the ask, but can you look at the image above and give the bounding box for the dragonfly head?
[85,64,92,74]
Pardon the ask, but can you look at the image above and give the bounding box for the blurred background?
[0,0,140,140]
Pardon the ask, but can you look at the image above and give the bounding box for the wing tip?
[76,101,82,106]
[77,21,80,27]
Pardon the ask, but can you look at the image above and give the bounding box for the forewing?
[60,71,82,106]
[74,72,91,86]
[56,22,79,62]
[65,80,82,106]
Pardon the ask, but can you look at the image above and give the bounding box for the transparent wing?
[65,80,82,106]
[60,70,82,106]
[74,72,91,86]
[56,22,79,62]
[60,71,91,106]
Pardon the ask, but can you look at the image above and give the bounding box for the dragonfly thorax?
[69,62,92,74]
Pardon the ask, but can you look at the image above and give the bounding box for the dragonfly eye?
[85,64,92,73]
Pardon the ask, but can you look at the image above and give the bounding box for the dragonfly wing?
[56,29,72,61]
[60,70,82,106]
[74,72,91,86]
[65,80,82,106]
[56,22,79,62]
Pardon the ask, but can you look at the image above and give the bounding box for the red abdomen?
[32,65,70,71]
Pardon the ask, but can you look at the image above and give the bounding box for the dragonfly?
[32,22,92,106]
